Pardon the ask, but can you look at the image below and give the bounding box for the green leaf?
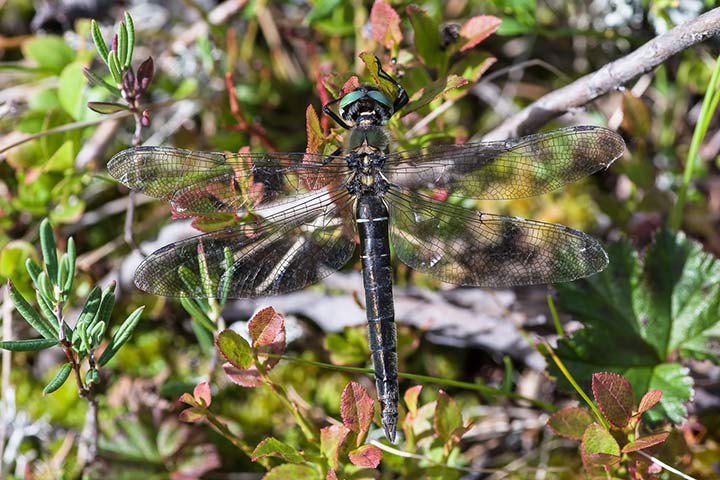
[39,218,58,286]
[36,288,57,324]
[93,284,116,330]
[63,237,76,297]
[324,327,368,365]
[216,329,252,369]
[581,423,621,467]
[117,22,128,73]
[406,5,446,73]
[76,286,102,330]
[8,281,57,339]
[86,368,100,386]
[86,101,129,114]
[82,68,121,96]
[252,437,304,463]
[58,62,86,119]
[91,20,109,63]
[434,390,463,442]
[0,338,58,351]
[547,407,594,440]
[25,258,43,285]
[124,12,135,68]
[43,362,72,395]
[264,464,322,480]
[107,51,122,85]
[23,35,75,73]
[320,424,349,471]
[179,297,215,333]
[44,141,75,173]
[554,230,718,422]
[97,306,143,366]
[403,74,468,114]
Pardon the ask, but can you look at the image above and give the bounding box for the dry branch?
[482,7,720,141]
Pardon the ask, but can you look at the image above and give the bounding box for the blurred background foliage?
[1,0,719,478]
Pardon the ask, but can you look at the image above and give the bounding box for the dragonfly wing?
[385,189,608,287]
[384,126,624,199]
[134,189,357,298]
[108,147,349,216]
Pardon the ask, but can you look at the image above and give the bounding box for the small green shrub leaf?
[82,68,121,96]
[0,338,58,351]
[406,5,445,72]
[85,368,100,386]
[434,390,463,442]
[216,329,252,369]
[348,444,382,468]
[264,464,321,480]
[117,22,128,72]
[91,20,109,63]
[107,51,122,85]
[9,281,57,339]
[320,424,349,471]
[581,423,621,467]
[252,437,304,463]
[43,362,72,395]
[63,237,75,296]
[124,12,135,68]
[622,432,670,453]
[59,62,86,119]
[592,372,634,428]
[39,219,58,286]
[547,407,594,440]
[87,101,129,114]
[98,306,143,366]
[324,327,368,365]
[404,74,468,114]
[23,35,75,73]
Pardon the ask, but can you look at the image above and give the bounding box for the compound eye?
[367,90,393,112]
[338,90,366,115]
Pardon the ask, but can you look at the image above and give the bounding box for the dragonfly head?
[338,85,395,127]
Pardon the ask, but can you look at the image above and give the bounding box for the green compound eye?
[367,90,393,111]
[339,90,366,111]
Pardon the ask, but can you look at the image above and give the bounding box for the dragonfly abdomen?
[356,194,399,442]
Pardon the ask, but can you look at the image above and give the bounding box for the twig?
[483,7,720,140]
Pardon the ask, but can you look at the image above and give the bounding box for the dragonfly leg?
[374,56,408,113]
[323,96,352,130]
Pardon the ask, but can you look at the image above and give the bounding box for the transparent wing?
[384,126,624,199]
[386,189,608,287]
[133,188,357,298]
[108,146,350,216]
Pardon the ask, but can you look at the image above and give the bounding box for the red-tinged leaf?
[341,76,360,95]
[434,390,463,441]
[223,362,263,388]
[178,407,206,423]
[547,407,595,440]
[326,470,338,480]
[622,432,670,453]
[358,52,383,91]
[320,424,349,471]
[264,464,322,480]
[446,52,496,101]
[248,306,286,369]
[404,385,422,416]
[340,382,374,436]
[216,329,253,369]
[404,74,468,114]
[348,444,382,468]
[252,437,304,463]
[179,392,197,407]
[193,381,212,407]
[592,372,634,428]
[581,423,621,468]
[459,15,501,52]
[306,104,323,154]
[637,389,663,415]
[370,0,402,50]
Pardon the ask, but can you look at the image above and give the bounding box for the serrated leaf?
[223,362,263,387]
[0,338,58,351]
[216,329,253,369]
[252,437,304,463]
[554,230,717,423]
[547,407,594,440]
[370,0,402,50]
[581,423,620,466]
[340,382,374,437]
[622,432,670,453]
[434,390,463,442]
[97,306,143,366]
[637,389,663,415]
[305,104,323,154]
[592,372,634,428]
[348,444,382,468]
[320,424,349,471]
[8,281,57,339]
[248,306,285,369]
[43,362,72,395]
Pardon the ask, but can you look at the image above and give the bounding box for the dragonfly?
[108,59,625,442]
